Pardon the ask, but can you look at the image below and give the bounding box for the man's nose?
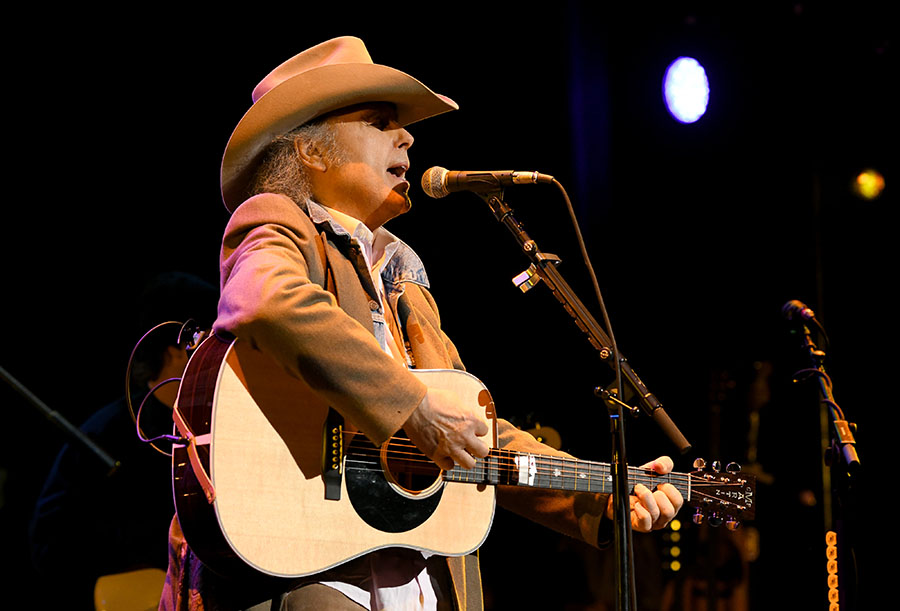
[393,124,414,150]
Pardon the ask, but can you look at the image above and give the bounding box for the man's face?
[316,103,414,229]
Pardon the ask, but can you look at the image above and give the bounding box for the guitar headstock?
[687,458,756,530]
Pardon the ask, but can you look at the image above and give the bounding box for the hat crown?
[252,36,374,103]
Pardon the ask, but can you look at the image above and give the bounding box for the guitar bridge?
[322,408,343,500]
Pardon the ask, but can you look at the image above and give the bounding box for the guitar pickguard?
[345,434,444,533]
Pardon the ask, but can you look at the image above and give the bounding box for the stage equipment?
[782,299,860,610]
[421,166,555,198]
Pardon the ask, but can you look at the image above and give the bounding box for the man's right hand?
[402,387,490,471]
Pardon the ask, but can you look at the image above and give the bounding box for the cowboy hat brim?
[221,62,458,212]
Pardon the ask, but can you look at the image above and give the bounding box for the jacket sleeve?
[213,193,426,445]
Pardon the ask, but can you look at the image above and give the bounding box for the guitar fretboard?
[443,449,692,500]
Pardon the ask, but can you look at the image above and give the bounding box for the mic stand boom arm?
[475,191,690,611]
[477,191,692,452]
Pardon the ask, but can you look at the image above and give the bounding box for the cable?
[550,178,624,403]
[124,319,201,456]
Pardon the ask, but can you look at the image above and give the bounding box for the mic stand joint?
[596,386,640,418]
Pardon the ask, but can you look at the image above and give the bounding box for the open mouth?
[387,163,408,180]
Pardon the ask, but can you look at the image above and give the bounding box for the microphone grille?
[421,166,449,199]
[782,299,815,321]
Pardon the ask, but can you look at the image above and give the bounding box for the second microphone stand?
[475,190,690,611]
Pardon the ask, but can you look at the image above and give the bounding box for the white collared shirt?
[321,205,408,365]
[315,204,438,611]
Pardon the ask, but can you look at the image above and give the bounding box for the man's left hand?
[606,456,684,532]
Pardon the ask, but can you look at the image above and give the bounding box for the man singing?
[161,36,682,611]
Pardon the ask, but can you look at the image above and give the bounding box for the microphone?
[782,299,816,322]
[421,166,554,199]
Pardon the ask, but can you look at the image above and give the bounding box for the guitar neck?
[443,449,692,501]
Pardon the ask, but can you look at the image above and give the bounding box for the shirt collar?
[304,199,430,289]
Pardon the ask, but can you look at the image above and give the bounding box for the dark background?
[3,3,892,609]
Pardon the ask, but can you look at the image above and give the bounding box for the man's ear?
[294,137,328,173]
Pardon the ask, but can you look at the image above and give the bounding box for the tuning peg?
[692,509,705,525]
[726,462,742,474]
[693,458,706,470]
[726,520,741,531]
[708,514,723,528]
[711,460,722,473]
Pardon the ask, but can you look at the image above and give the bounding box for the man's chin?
[395,185,412,211]
[388,185,413,216]
[366,189,412,229]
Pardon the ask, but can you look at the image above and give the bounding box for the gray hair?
[249,119,344,203]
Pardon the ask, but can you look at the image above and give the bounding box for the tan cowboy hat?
[220,36,458,212]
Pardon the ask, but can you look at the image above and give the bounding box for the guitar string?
[342,445,696,484]
[343,441,696,480]
[340,447,739,492]
[346,459,712,494]
[340,464,738,496]
[341,459,750,512]
[348,447,747,510]
[341,443,748,494]
[340,436,705,487]
[339,433,749,496]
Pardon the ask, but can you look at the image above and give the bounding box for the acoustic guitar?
[172,334,755,578]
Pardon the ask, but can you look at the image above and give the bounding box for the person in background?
[29,271,217,609]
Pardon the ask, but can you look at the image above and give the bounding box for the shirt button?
[368,300,380,311]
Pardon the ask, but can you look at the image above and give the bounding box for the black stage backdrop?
[3,4,892,609]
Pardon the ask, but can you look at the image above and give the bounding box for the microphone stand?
[790,319,859,609]
[475,190,691,611]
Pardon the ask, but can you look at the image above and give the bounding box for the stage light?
[852,169,885,200]
[663,57,709,123]
[663,520,683,573]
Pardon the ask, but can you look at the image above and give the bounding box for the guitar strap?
[172,402,216,503]
[316,231,338,299]
[168,233,348,506]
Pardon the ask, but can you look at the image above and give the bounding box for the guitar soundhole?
[382,435,442,496]
[344,433,444,533]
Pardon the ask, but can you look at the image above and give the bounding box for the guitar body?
[172,334,497,579]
